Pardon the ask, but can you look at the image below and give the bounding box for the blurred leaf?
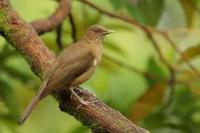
[178,44,200,63]
[82,5,102,27]
[105,41,125,56]
[146,57,166,86]
[109,0,164,25]
[193,0,200,5]
[180,0,196,27]
[171,87,200,122]
[105,23,133,31]
[74,5,102,39]
[109,0,145,24]
[0,80,19,121]
[190,87,200,97]
[70,125,89,133]
[0,117,18,133]
[100,57,121,73]
[142,87,200,132]
[137,0,164,26]
[2,65,33,83]
[108,0,125,9]
[0,44,18,62]
[126,3,145,24]
[129,82,167,123]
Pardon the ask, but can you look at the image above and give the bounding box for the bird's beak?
[104,30,114,35]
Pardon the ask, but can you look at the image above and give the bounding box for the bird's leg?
[69,87,101,110]
[76,86,97,97]
[69,87,88,105]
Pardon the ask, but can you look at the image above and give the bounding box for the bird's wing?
[44,44,95,95]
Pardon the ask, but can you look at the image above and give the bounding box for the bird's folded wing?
[44,46,95,94]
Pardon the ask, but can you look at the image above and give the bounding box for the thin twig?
[80,0,144,28]
[160,32,200,79]
[56,23,63,49]
[162,68,176,111]
[144,30,179,71]
[103,54,157,79]
[68,13,77,42]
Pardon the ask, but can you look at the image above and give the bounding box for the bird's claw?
[76,100,101,110]
[69,87,100,110]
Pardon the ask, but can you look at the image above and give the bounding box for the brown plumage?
[19,25,113,124]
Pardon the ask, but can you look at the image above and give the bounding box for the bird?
[18,25,113,125]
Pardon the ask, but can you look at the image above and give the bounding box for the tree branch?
[0,0,149,132]
[160,32,200,79]
[68,13,77,42]
[103,54,157,79]
[56,23,63,49]
[31,0,71,35]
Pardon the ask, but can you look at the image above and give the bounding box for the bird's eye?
[93,28,101,33]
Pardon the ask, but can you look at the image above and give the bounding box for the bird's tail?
[18,93,40,125]
[18,81,48,125]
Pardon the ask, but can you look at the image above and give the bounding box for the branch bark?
[31,0,71,35]
[0,0,149,132]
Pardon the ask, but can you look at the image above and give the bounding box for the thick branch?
[31,0,71,35]
[58,87,149,133]
[0,0,149,132]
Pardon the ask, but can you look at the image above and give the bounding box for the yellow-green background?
[1,0,200,133]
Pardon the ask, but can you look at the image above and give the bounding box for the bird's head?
[83,25,113,42]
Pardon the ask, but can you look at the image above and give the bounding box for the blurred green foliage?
[0,0,200,132]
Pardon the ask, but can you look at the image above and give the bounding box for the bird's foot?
[69,87,86,103]
[69,87,100,110]
[76,100,101,110]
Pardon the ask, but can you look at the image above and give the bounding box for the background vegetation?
[1,0,200,132]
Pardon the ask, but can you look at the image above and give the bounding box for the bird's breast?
[70,62,97,86]
[93,58,98,66]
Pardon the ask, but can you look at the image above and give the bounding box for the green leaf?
[70,125,89,133]
[109,0,145,24]
[0,80,19,121]
[0,44,18,62]
[125,3,145,24]
[146,56,166,86]
[108,0,125,9]
[105,23,133,31]
[2,65,33,83]
[137,0,164,26]
[179,44,200,63]
[81,5,102,26]
[180,0,196,28]
[109,0,164,26]
[104,41,125,56]
[100,55,121,73]
[129,82,167,122]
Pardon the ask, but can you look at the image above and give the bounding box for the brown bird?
[19,25,113,124]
